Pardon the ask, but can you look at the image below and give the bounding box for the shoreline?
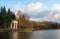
[0,28,60,32]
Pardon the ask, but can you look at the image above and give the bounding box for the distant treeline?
[18,19,60,30]
[26,21,60,30]
[17,11,60,30]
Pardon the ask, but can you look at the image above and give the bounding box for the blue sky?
[0,0,60,9]
[0,0,60,11]
[0,0,60,22]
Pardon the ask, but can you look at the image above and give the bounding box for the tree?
[6,8,15,28]
[0,6,6,27]
[0,7,15,28]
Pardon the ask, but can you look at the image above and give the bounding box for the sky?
[0,0,60,22]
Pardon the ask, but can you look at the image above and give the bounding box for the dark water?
[0,30,60,39]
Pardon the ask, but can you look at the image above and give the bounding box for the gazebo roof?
[12,20,18,23]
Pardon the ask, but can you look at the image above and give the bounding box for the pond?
[0,30,60,39]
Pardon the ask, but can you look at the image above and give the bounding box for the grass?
[0,27,60,32]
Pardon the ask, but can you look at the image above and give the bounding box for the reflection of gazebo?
[11,20,18,29]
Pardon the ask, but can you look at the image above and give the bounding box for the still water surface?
[0,30,60,39]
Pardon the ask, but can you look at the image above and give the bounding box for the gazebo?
[11,20,18,29]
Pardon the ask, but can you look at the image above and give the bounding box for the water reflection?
[0,30,60,39]
[18,32,31,39]
[9,32,31,39]
[0,32,9,39]
[9,32,18,39]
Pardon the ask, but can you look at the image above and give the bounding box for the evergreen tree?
[0,7,6,27]
[0,7,15,28]
[6,8,15,27]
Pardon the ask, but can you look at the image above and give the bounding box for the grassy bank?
[0,28,60,32]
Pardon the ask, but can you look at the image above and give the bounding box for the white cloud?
[41,4,60,22]
[26,2,45,18]
[12,4,23,13]
[29,18,40,21]
[51,4,60,19]
[54,13,60,18]
[29,4,60,22]
[11,2,45,15]
[8,2,60,22]
[27,2,44,13]
[51,4,60,11]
